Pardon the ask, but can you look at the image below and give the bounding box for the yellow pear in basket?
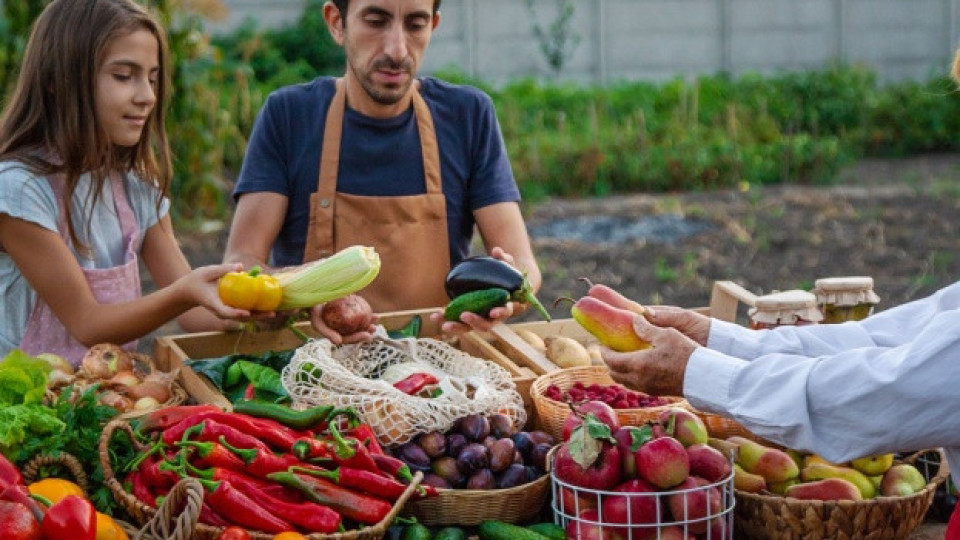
[879,463,926,497]
[850,453,894,476]
[729,436,799,484]
[544,336,591,368]
[801,463,875,499]
[768,477,800,495]
[733,463,767,493]
[803,453,847,468]
[785,477,863,501]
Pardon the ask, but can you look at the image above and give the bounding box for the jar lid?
[813,276,881,306]
[748,289,824,325]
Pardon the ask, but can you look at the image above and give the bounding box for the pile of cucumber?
[395,520,565,540]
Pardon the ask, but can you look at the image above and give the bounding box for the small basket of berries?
[531,366,688,441]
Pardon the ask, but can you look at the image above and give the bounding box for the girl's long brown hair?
[0,0,172,254]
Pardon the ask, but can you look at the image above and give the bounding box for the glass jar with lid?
[813,276,880,323]
[748,289,823,330]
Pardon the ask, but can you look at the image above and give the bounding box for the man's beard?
[351,56,415,105]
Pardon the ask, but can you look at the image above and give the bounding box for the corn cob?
[274,245,381,310]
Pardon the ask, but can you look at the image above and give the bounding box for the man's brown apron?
[302,79,450,313]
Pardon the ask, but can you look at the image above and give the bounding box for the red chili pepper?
[197,478,293,533]
[188,465,302,503]
[125,470,157,508]
[217,436,301,478]
[41,494,96,540]
[198,502,232,527]
[392,372,439,395]
[345,423,385,455]
[267,471,393,525]
[370,453,414,483]
[176,439,248,472]
[140,455,180,490]
[243,383,256,401]
[290,436,334,461]
[294,465,424,501]
[325,422,380,474]
[162,416,281,453]
[137,405,224,432]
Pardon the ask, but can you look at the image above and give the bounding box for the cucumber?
[401,522,432,540]
[433,527,467,540]
[443,288,510,321]
[526,522,565,540]
[477,520,550,540]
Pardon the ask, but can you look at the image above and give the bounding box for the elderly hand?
[643,305,712,346]
[602,312,701,397]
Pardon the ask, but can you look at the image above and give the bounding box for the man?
[224,0,540,339]
[598,286,960,533]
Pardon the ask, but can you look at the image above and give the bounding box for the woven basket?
[21,451,89,493]
[98,419,421,540]
[530,366,688,441]
[692,409,779,446]
[402,465,552,526]
[734,448,950,540]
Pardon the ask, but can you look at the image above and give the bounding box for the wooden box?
[152,308,539,424]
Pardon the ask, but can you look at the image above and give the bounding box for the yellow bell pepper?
[217,266,283,311]
[27,477,84,505]
[96,512,130,540]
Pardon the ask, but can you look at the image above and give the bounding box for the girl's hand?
[308,303,378,345]
[180,263,251,319]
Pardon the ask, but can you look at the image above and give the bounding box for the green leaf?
[0,349,51,406]
[567,423,602,470]
[627,425,653,452]
[583,413,616,444]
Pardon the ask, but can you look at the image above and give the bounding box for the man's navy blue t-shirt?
[233,76,520,267]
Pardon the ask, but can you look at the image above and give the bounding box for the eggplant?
[444,256,551,321]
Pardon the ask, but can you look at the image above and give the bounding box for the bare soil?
[166,153,960,323]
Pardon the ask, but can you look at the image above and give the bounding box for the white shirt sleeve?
[684,281,960,464]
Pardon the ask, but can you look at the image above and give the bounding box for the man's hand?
[602,313,700,397]
[430,246,521,334]
[643,305,712,346]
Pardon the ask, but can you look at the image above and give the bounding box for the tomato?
[218,526,252,540]
[272,533,308,540]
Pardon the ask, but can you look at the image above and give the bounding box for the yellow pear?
[850,453,894,476]
[801,463,875,499]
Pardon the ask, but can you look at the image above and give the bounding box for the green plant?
[654,256,677,284]
[524,0,580,77]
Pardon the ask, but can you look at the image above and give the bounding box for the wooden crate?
[152,308,539,424]
[473,280,759,376]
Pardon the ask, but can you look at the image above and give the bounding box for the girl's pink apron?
[20,175,142,367]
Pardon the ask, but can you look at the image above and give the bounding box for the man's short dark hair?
[331,0,442,16]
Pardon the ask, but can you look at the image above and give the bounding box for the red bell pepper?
[0,454,23,486]
[392,373,439,395]
[41,494,96,540]
[0,455,45,522]
[267,471,393,525]
[197,478,293,533]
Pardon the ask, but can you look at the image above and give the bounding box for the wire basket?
[551,455,736,539]
[734,448,949,540]
[98,419,422,540]
[403,469,551,526]
[531,366,688,441]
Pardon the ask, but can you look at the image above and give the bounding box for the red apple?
[554,442,623,491]
[563,400,620,440]
[0,500,41,540]
[666,476,722,535]
[565,508,625,540]
[657,525,695,540]
[558,485,599,517]
[637,436,690,489]
[613,425,652,480]
[658,408,708,447]
[599,478,661,540]
[686,443,732,483]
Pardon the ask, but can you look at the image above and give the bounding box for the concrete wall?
[215,0,960,84]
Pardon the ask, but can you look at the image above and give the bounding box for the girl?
[0,0,249,366]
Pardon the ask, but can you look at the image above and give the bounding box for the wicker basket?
[530,366,688,441]
[403,466,552,526]
[692,408,779,446]
[98,419,421,540]
[734,448,950,540]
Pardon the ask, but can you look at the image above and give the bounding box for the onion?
[80,343,131,379]
[133,397,161,411]
[108,370,141,389]
[99,390,132,412]
[125,368,177,403]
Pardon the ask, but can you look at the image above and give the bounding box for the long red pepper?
[163,418,272,453]
[268,471,393,525]
[345,423,385,456]
[187,465,302,503]
[125,470,157,508]
[293,465,430,501]
[137,405,224,432]
[326,423,380,473]
[218,436,302,478]
[176,439,248,472]
[198,478,294,533]
[159,411,305,451]
[198,502,232,527]
[392,372,438,395]
[370,453,414,483]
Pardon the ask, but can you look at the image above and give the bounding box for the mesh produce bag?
[282,334,526,446]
